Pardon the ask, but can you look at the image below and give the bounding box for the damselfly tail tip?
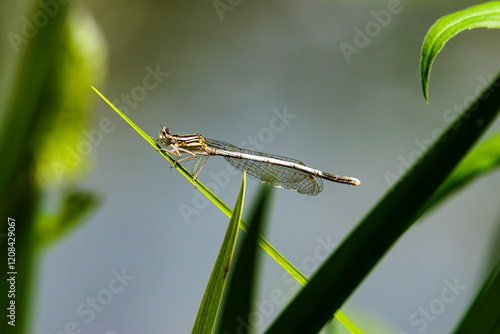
[321,172,361,186]
[351,178,361,186]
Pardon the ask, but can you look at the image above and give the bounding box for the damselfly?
[151,127,360,196]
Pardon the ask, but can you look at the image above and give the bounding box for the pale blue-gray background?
[7,0,500,333]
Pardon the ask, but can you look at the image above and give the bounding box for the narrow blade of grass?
[192,172,246,334]
[216,185,272,334]
[420,1,500,102]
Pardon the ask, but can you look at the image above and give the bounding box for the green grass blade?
[91,87,166,158]
[420,2,500,102]
[216,185,272,334]
[192,172,246,334]
[92,87,359,332]
[333,311,363,334]
[265,74,500,334]
[453,258,500,333]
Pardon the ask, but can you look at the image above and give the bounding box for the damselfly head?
[158,127,173,145]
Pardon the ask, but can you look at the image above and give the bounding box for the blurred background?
[2,0,500,333]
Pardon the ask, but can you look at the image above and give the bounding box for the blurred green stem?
[1,159,39,334]
[0,1,70,333]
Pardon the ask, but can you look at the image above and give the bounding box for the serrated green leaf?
[265,74,500,334]
[216,185,272,334]
[421,2,500,102]
[192,172,246,334]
